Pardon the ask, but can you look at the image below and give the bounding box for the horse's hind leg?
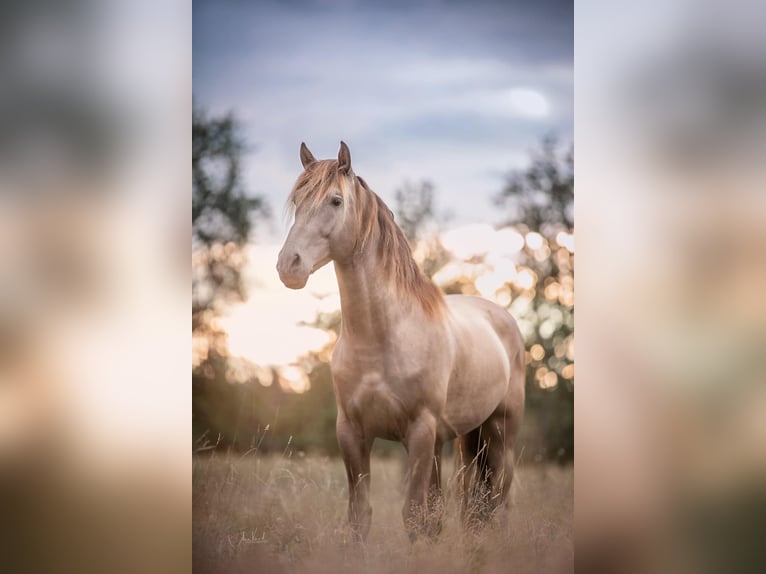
[483,413,515,522]
[457,427,491,527]
[458,414,516,527]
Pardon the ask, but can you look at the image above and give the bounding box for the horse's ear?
[337,141,351,174]
[300,142,316,168]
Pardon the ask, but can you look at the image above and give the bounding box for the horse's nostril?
[293,253,301,266]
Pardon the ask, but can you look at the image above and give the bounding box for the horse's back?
[442,295,525,435]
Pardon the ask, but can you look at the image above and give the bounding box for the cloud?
[194,0,573,237]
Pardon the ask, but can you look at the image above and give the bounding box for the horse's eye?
[331,196,342,207]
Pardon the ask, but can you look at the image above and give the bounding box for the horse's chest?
[334,368,411,439]
[331,332,450,438]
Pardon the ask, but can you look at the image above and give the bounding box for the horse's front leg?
[402,411,438,541]
[427,441,444,536]
[336,412,372,541]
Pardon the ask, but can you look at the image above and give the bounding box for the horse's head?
[277,141,358,289]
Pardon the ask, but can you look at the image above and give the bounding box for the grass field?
[193,450,573,574]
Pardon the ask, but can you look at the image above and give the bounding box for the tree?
[192,107,269,444]
[192,107,268,343]
[393,180,451,278]
[394,180,437,242]
[496,136,574,463]
[496,135,573,232]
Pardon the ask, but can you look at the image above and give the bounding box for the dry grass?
[193,451,572,574]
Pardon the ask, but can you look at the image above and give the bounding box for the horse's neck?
[334,250,406,345]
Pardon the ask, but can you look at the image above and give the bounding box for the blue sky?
[193,0,573,239]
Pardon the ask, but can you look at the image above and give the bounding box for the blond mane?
[288,160,444,318]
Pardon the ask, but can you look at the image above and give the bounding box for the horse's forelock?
[288,160,350,214]
[287,161,444,318]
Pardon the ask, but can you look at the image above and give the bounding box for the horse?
[276,141,525,541]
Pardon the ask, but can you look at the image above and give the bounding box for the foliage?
[192,106,269,444]
[193,364,340,455]
[495,135,573,232]
[497,136,574,462]
[394,180,437,242]
[394,179,451,278]
[192,107,268,335]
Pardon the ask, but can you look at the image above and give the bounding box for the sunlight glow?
[508,88,550,118]
[540,371,558,389]
[475,271,506,298]
[496,289,512,306]
[496,227,525,254]
[526,231,544,250]
[216,224,570,378]
[539,319,556,339]
[566,339,575,361]
[280,365,310,393]
[222,315,332,367]
[441,224,497,259]
[486,253,517,279]
[442,224,526,261]
[544,282,560,301]
[217,244,339,369]
[556,231,574,252]
[432,261,484,286]
[515,268,536,290]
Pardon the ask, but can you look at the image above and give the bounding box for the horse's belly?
[443,318,512,435]
[444,379,508,435]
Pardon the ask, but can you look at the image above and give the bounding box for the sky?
[194,0,573,372]
[193,0,573,241]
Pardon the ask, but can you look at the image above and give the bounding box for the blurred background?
[0,0,763,572]
[0,1,189,573]
[192,0,574,464]
[577,1,766,572]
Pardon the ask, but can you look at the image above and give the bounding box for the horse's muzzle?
[276,250,309,289]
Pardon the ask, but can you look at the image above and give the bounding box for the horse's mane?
[289,160,445,318]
